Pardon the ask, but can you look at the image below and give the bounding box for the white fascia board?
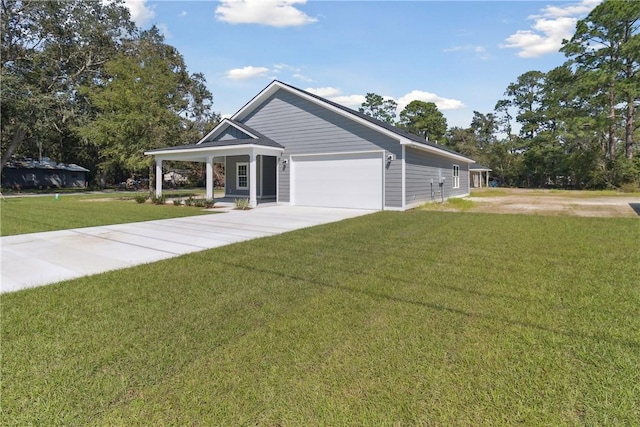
[146,144,283,159]
[401,140,474,163]
[232,81,282,121]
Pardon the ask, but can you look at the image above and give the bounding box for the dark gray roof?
[4,158,89,172]
[275,80,474,161]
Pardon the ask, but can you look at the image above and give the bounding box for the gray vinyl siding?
[215,127,251,141]
[225,155,249,196]
[242,90,402,208]
[405,147,469,205]
[279,162,290,203]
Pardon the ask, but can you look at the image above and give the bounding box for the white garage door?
[292,152,383,209]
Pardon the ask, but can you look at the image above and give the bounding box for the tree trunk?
[99,169,107,189]
[0,127,27,173]
[148,164,155,196]
[608,89,616,161]
[626,96,634,160]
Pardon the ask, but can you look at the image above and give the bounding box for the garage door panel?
[292,153,383,209]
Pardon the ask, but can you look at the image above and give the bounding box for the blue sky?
[122,0,601,130]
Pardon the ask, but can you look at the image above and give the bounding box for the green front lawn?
[0,191,214,236]
[2,212,639,425]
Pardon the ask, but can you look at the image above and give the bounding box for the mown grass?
[422,197,475,212]
[0,192,216,236]
[2,212,639,425]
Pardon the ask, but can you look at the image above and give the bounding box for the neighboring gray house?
[146,80,474,210]
[1,158,89,189]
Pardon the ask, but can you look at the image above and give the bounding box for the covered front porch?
[470,164,492,188]
[146,142,284,208]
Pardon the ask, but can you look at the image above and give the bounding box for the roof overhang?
[401,140,475,163]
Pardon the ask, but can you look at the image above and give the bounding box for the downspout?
[401,145,406,210]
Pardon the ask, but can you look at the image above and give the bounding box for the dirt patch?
[455,189,639,218]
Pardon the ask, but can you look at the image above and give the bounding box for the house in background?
[1,158,89,189]
[146,80,476,210]
[470,164,492,188]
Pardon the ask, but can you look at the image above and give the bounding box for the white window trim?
[453,164,460,189]
[236,162,248,190]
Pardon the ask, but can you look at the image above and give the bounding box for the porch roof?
[145,138,284,161]
[470,163,492,172]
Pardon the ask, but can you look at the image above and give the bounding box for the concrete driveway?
[1,206,373,293]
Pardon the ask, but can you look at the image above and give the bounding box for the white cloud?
[305,87,364,108]
[305,87,341,98]
[501,0,601,58]
[305,87,464,114]
[216,0,317,27]
[293,73,313,83]
[122,0,155,26]
[444,44,490,60]
[179,10,188,17]
[330,95,367,108]
[397,90,465,112]
[226,66,271,80]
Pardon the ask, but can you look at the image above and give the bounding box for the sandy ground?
[463,189,640,218]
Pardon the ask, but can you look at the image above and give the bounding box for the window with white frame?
[236,162,248,190]
[453,165,460,189]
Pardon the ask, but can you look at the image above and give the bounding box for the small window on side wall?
[236,162,248,190]
[453,165,460,189]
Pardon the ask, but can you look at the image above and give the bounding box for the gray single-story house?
[146,80,475,210]
[1,158,89,189]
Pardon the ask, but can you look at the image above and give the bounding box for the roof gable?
[197,118,270,144]
[232,80,474,163]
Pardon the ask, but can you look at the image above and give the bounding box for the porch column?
[205,156,214,200]
[155,158,163,197]
[249,151,257,208]
[486,171,490,187]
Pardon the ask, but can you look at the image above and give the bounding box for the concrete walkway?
[1,206,373,293]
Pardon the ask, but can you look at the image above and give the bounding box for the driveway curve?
[1,206,373,293]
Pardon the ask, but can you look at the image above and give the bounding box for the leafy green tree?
[398,101,447,142]
[358,93,398,124]
[500,70,547,140]
[76,27,216,187]
[0,0,135,173]
[561,0,640,161]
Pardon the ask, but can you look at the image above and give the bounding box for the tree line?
[1,0,218,187]
[2,0,637,190]
[361,0,639,189]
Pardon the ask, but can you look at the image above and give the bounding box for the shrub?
[150,194,166,205]
[234,198,250,210]
[184,196,195,207]
[193,199,205,208]
[203,199,215,209]
[618,182,640,193]
[134,194,147,204]
[173,198,183,206]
